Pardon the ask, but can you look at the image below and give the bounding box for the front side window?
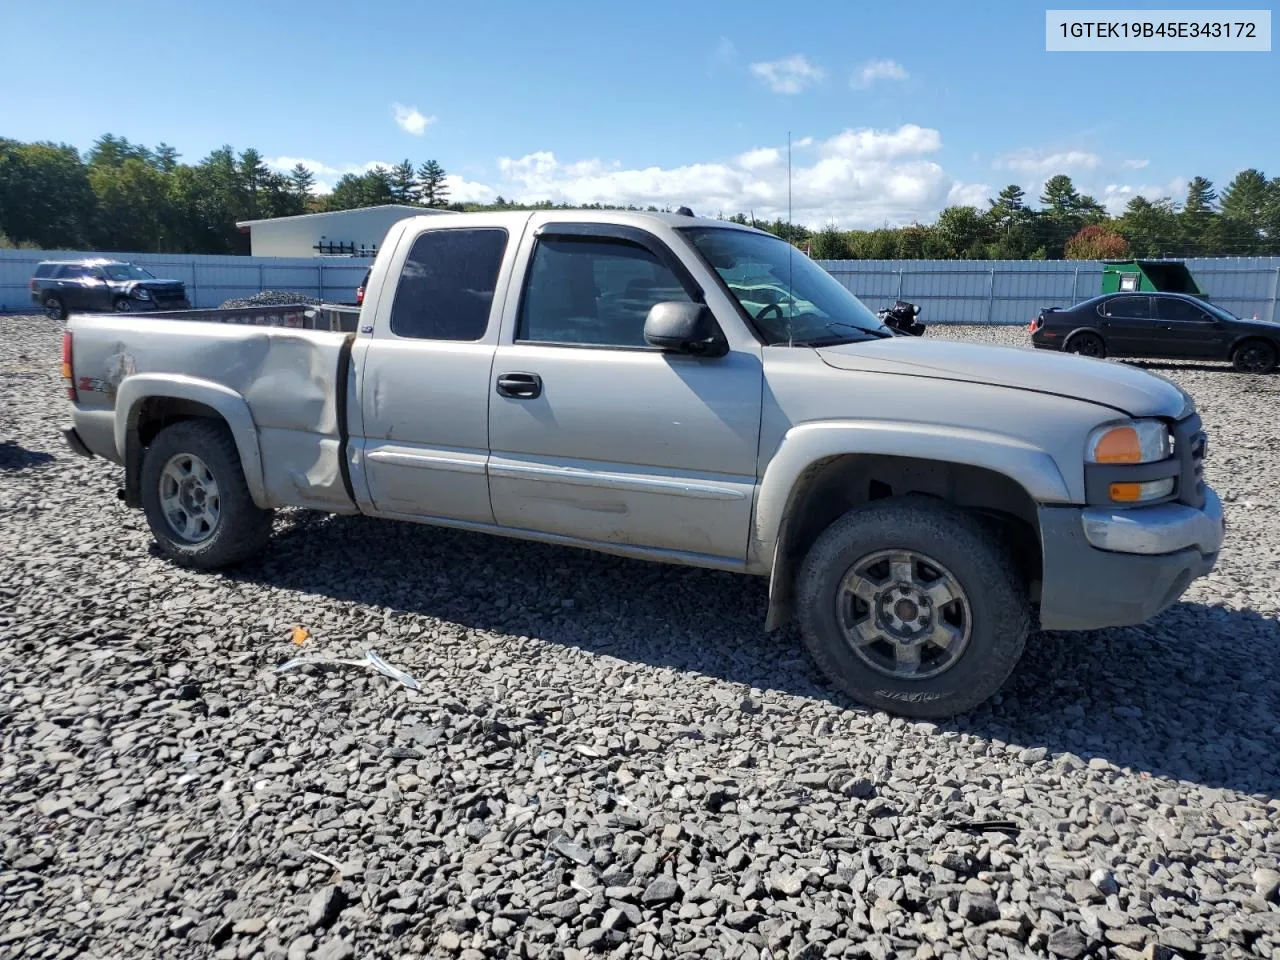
[1155,298,1210,323]
[101,263,155,281]
[680,227,889,346]
[1106,296,1151,319]
[518,237,692,347]
[390,228,508,341]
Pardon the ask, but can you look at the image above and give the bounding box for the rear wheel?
[140,419,273,569]
[1232,339,1277,374]
[43,296,65,321]
[114,297,133,312]
[796,496,1031,718]
[1065,331,1106,358]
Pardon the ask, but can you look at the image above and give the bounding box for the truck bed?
[67,311,358,515]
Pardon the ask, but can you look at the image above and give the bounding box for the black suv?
[31,259,191,321]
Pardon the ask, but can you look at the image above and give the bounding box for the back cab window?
[389,229,509,341]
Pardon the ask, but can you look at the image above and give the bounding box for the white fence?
[4,247,1278,324]
[0,248,372,311]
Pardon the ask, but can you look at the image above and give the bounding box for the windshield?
[681,227,890,345]
[101,263,155,281]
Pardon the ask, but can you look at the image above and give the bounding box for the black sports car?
[1029,292,1279,374]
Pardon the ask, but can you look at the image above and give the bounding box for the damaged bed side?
[62,310,361,516]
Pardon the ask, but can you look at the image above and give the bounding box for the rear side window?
[34,264,56,278]
[1105,296,1151,319]
[389,229,508,341]
[55,265,85,279]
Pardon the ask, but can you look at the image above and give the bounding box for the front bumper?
[1037,485,1224,631]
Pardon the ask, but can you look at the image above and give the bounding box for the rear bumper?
[62,423,94,459]
[1037,486,1224,630]
[1030,332,1064,351]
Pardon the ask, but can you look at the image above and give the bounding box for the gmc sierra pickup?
[60,210,1225,717]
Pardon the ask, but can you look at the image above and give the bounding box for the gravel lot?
[2,315,1278,960]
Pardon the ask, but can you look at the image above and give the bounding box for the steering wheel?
[754,302,786,324]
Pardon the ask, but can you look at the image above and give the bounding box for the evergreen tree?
[416,159,449,207]
[288,163,316,200]
[390,160,419,204]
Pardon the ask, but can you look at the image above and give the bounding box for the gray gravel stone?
[308,886,345,930]
[3,317,1278,960]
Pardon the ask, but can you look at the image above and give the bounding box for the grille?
[1172,413,1206,509]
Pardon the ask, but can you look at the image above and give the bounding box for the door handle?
[496,372,542,399]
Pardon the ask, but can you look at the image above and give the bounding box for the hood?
[815,337,1190,418]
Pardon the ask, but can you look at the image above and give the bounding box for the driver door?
[487,223,764,565]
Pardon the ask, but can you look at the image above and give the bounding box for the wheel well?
[768,454,1043,629]
[1065,328,1103,344]
[1232,335,1276,354]
[124,398,229,507]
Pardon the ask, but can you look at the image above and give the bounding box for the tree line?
[2,134,1279,260]
[791,172,1280,261]
[0,134,456,255]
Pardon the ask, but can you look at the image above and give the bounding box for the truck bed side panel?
[69,315,357,513]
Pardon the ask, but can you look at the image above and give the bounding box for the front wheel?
[114,297,133,312]
[1232,339,1277,374]
[796,496,1031,718]
[1065,332,1106,358]
[140,419,274,569]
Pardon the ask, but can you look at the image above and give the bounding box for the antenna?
[787,130,794,348]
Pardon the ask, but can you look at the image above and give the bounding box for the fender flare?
[114,374,268,508]
[754,420,1070,630]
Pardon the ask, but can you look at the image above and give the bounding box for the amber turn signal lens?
[1109,482,1142,502]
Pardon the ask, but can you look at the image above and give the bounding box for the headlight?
[1086,419,1170,464]
[133,288,152,300]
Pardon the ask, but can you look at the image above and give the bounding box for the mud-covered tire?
[140,419,273,570]
[1232,338,1277,374]
[795,495,1031,718]
[1065,331,1106,358]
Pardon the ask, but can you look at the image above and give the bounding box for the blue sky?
[2,0,1275,227]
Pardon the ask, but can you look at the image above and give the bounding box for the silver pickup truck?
[61,210,1225,717]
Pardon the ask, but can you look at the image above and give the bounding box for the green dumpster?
[1101,260,1205,296]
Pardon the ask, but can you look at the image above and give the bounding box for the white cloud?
[994,148,1101,175]
[749,55,825,94]
[393,103,436,136]
[947,181,993,208]
[853,58,908,88]
[493,123,970,228]
[1122,158,1150,170]
[444,173,497,205]
[737,147,781,170]
[1100,177,1187,215]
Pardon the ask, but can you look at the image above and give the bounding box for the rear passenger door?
[353,224,516,523]
[55,265,90,309]
[1099,295,1160,357]
[1153,296,1229,359]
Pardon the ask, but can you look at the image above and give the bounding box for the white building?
[236,205,455,258]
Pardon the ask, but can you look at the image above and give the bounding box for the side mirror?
[643,302,727,358]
